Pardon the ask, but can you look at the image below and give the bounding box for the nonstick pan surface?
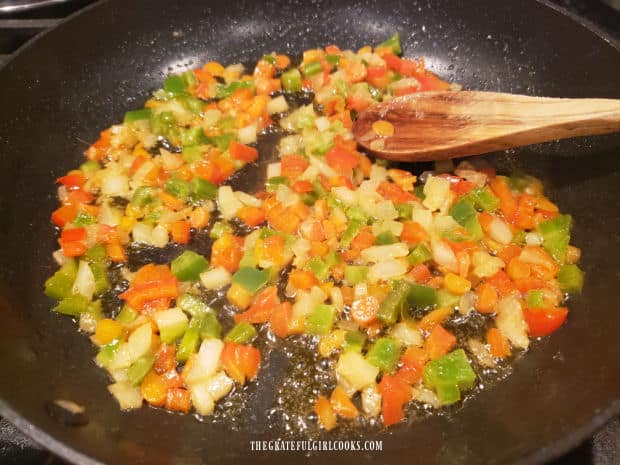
[0,1,618,464]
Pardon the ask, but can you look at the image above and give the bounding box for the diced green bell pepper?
[128,354,155,385]
[325,54,341,66]
[84,244,106,263]
[465,187,499,212]
[302,61,322,77]
[407,283,438,308]
[512,230,526,246]
[116,305,138,325]
[281,68,302,92]
[181,126,208,147]
[343,330,366,352]
[305,304,336,336]
[232,267,270,294]
[395,203,413,220]
[210,221,233,239]
[266,176,288,191]
[366,337,402,373]
[525,290,544,307]
[124,108,152,123]
[423,349,476,405]
[95,340,119,368]
[344,265,369,285]
[304,257,329,281]
[163,75,187,95]
[450,199,483,241]
[165,176,192,201]
[378,33,402,55]
[130,186,158,208]
[407,243,432,265]
[261,54,277,65]
[73,212,96,226]
[378,280,410,325]
[191,177,217,201]
[80,160,100,172]
[176,316,203,362]
[200,312,222,340]
[54,294,90,316]
[44,259,77,300]
[180,70,199,88]
[345,206,370,223]
[216,80,254,99]
[538,214,571,263]
[436,289,459,308]
[171,251,209,282]
[414,184,425,200]
[182,145,204,163]
[225,321,257,344]
[177,294,209,317]
[375,231,398,245]
[206,133,235,151]
[340,219,364,249]
[557,264,584,293]
[89,261,109,296]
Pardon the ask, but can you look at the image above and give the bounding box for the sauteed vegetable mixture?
[45,34,584,429]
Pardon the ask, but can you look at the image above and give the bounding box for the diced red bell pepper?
[229,141,259,162]
[221,342,261,385]
[51,204,78,227]
[523,307,568,337]
[233,286,280,324]
[379,374,412,427]
[325,145,360,174]
[56,172,86,189]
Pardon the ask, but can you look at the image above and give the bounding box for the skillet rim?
[0,1,618,464]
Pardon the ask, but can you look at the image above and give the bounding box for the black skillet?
[0,0,619,464]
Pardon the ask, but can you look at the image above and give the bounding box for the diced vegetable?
[423,349,476,405]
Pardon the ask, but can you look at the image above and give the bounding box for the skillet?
[0,0,618,463]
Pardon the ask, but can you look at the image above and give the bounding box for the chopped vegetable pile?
[45,33,584,429]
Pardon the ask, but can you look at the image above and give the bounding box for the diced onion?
[471,250,505,278]
[72,260,95,300]
[361,384,382,416]
[266,162,281,178]
[495,295,529,349]
[266,95,289,115]
[235,191,263,208]
[488,218,513,245]
[431,239,458,272]
[360,243,409,263]
[200,267,232,290]
[336,351,379,392]
[331,186,357,206]
[185,339,224,387]
[423,176,451,212]
[108,382,143,410]
[525,232,543,246]
[217,186,243,220]
[367,258,408,283]
[390,321,423,347]
[315,116,331,132]
[411,208,433,231]
[151,225,169,248]
[467,338,496,367]
[126,323,153,363]
[238,123,257,145]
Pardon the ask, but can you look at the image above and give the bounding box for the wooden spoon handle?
[354,91,620,161]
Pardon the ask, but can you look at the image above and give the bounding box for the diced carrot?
[229,141,259,162]
[106,240,126,263]
[270,301,292,338]
[424,325,457,360]
[450,179,476,196]
[234,286,279,324]
[475,282,498,314]
[162,369,185,389]
[407,264,432,284]
[236,206,265,227]
[315,396,337,430]
[498,244,522,264]
[165,388,191,413]
[274,54,291,69]
[379,374,412,427]
[60,240,86,257]
[330,386,358,419]
[490,177,517,218]
[154,344,176,375]
[160,191,186,211]
[325,145,360,174]
[510,193,537,229]
[190,207,211,229]
[400,221,430,244]
[56,172,86,189]
[51,204,78,227]
[486,328,511,358]
[221,342,261,385]
[350,296,379,327]
[292,180,314,193]
[419,307,453,332]
[507,258,531,280]
[210,233,244,273]
[377,181,416,203]
[260,234,286,265]
[281,154,309,179]
[289,270,319,290]
[340,286,354,306]
[170,220,191,244]
[485,270,518,297]
[396,346,428,385]
[266,205,300,234]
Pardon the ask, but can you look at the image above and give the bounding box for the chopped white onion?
[423,176,451,212]
[266,162,281,179]
[431,239,458,272]
[217,186,243,220]
[488,217,513,245]
[238,123,257,145]
[367,258,408,283]
[108,382,143,410]
[360,243,409,263]
[495,295,529,349]
[72,261,95,300]
[361,384,382,416]
[266,95,289,115]
[200,267,232,290]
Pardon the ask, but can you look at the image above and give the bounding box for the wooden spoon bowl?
[353,91,620,162]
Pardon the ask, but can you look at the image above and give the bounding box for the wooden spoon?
[353,91,620,162]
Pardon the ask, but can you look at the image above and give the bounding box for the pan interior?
[0,1,618,464]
